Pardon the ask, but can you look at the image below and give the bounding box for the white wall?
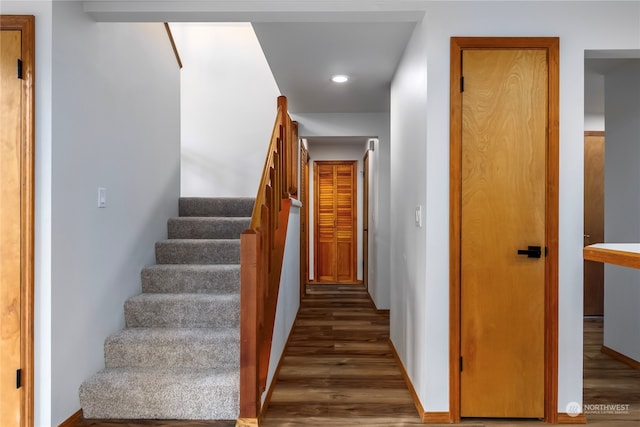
[390,11,430,409]
[293,113,391,309]
[390,0,640,414]
[306,142,368,282]
[603,60,640,363]
[0,2,53,425]
[585,68,605,131]
[585,114,605,131]
[51,2,181,424]
[170,23,281,197]
[263,201,301,403]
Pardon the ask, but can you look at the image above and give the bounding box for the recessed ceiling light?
[331,74,349,83]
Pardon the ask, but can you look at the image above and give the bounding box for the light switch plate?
[98,187,107,208]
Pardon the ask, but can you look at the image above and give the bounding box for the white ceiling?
[84,2,640,120]
[252,22,416,113]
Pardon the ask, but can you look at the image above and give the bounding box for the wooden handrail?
[238,96,298,425]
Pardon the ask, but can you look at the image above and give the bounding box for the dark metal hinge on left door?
[16,369,22,389]
[17,59,23,79]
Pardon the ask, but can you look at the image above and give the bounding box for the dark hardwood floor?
[260,283,422,426]
[72,286,639,427]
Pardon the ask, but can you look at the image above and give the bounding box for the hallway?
[261,284,423,426]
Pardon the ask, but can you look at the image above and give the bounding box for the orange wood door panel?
[316,163,337,281]
[584,131,605,316]
[460,49,547,418]
[0,28,23,427]
[314,161,357,283]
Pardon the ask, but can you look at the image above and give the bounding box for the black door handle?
[517,245,541,258]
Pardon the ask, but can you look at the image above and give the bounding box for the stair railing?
[238,96,298,426]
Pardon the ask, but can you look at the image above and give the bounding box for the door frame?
[0,15,35,427]
[300,143,310,296]
[449,37,559,423]
[363,150,369,289]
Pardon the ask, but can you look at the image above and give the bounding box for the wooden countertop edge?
[583,246,640,269]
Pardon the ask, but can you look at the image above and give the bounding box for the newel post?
[239,229,260,421]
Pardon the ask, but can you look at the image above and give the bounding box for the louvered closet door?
[315,161,357,283]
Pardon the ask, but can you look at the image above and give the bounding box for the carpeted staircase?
[79,197,254,420]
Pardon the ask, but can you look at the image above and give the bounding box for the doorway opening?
[301,137,375,290]
[583,50,640,425]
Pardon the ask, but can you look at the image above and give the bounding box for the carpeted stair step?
[155,239,240,264]
[168,217,250,239]
[79,367,239,419]
[179,197,254,218]
[141,264,240,294]
[105,327,239,368]
[125,294,239,328]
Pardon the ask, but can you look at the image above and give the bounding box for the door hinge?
[16,369,22,389]
[460,76,464,92]
[459,356,463,372]
[17,59,23,80]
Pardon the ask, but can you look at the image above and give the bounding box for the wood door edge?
[449,36,559,423]
[1,14,36,427]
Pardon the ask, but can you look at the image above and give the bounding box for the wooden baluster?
[270,162,279,233]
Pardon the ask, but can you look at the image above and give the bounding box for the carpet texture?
[79,197,253,420]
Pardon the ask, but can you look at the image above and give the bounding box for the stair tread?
[179,197,254,218]
[105,327,239,369]
[157,238,240,243]
[142,264,240,271]
[141,264,240,294]
[155,240,240,265]
[80,367,239,419]
[127,293,239,302]
[87,365,239,377]
[125,293,239,328]
[107,326,239,342]
[169,216,251,221]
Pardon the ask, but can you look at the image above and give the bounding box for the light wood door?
[314,161,357,283]
[1,28,24,427]
[584,131,605,316]
[460,49,547,418]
